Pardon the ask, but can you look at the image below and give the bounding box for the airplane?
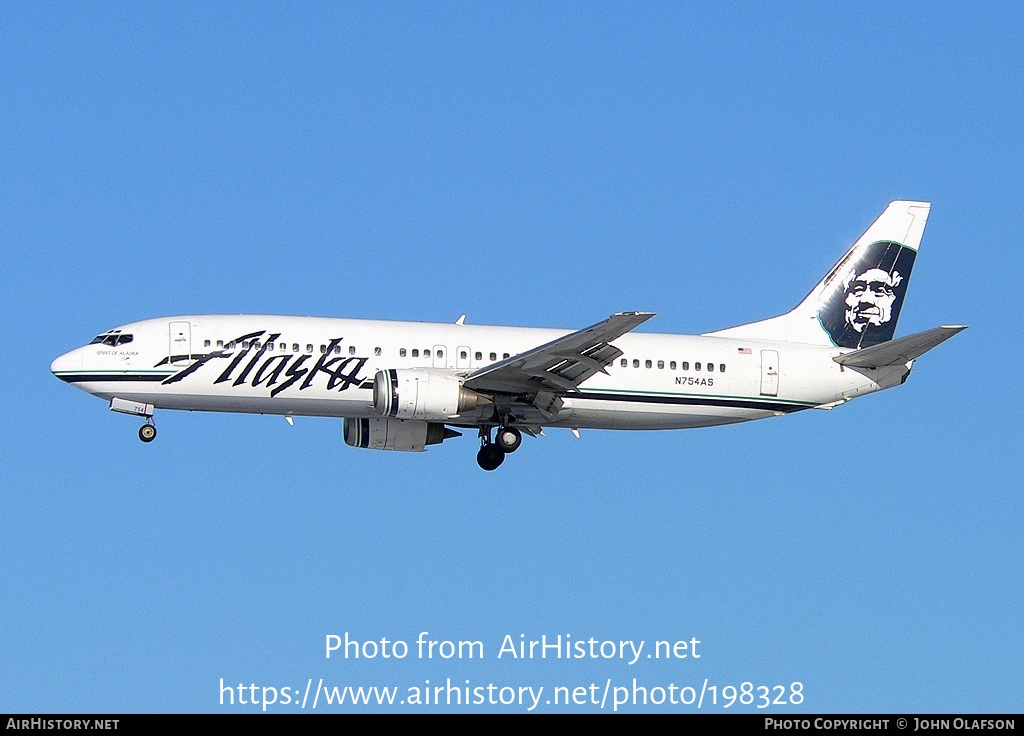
[51,201,965,470]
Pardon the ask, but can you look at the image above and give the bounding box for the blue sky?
[2,2,1020,713]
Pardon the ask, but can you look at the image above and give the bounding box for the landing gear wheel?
[138,424,157,443]
[495,426,522,453]
[476,443,505,471]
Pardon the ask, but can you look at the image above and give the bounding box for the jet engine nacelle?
[343,417,460,452]
[372,368,489,421]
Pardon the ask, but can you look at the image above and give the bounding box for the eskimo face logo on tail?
[818,240,916,349]
[844,267,902,333]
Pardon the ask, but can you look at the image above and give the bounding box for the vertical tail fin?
[708,201,930,347]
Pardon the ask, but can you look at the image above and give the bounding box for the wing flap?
[833,325,967,368]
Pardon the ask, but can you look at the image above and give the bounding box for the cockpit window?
[91,332,133,346]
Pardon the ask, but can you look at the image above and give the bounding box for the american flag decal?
[738,347,752,354]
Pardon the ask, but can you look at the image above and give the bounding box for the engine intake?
[373,369,489,421]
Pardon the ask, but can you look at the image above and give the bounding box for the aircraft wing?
[833,325,967,368]
[464,311,656,397]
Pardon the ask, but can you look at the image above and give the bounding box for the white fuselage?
[51,315,908,431]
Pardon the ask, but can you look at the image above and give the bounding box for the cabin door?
[760,350,779,397]
[169,321,191,366]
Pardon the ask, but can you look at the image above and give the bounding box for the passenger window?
[475,352,482,361]
[217,340,224,348]
[347,345,354,355]
[400,348,407,357]
[657,360,664,369]
[695,362,701,371]
[424,349,431,358]
[228,342,236,349]
[437,349,443,358]
[461,350,468,360]
[375,347,382,356]
[320,345,326,353]
[412,349,419,358]
[643,360,650,368]
[279,343,286,352]
[490,352,497,361]
[503,353,510,359]
[633,359,640,368]
[707,363,714,372]
[670,361,676,370]
[204,340,211,348]
[620,358,627,368]
[681,361,689,370]
[266,342,274,352]
[306,344,313,354]
[720,364,726,372]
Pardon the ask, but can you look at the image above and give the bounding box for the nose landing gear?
[109,398,157,443]
[138,420,157,443]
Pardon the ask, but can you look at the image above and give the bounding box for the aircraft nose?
[51,347,83,380]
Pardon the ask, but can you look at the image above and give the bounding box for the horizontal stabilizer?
[833,325,967,368]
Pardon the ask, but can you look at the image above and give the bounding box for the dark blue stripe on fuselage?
[55,374,173,383]
[53,374,810,414]
[569,390,809,414]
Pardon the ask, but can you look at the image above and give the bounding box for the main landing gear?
[476,425,523,471]
[495,425,522,453]
[138,419,157,443]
